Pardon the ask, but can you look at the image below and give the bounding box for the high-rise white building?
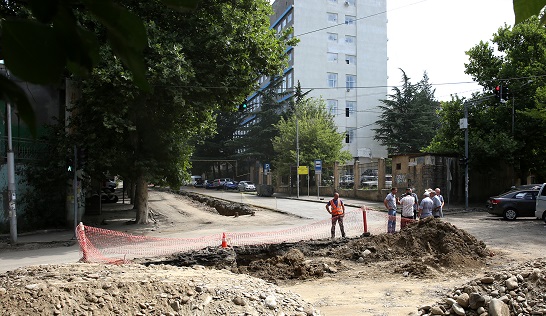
[265,0,388,163]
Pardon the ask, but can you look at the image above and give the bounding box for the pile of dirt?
[137,217,490,283]
[0,263,321,316]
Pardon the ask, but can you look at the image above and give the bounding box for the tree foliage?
[70,0,291,223]
[0,0,200,134]
[373,70,440,155]
[429,17,546,180]
[272,96,351,175]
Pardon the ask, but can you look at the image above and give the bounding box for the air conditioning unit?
[344,1,350,6]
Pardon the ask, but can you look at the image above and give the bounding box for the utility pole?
[7,98,17,244]
[459,101,469,210]
[2,64,18,244]
[296,112,300,199]
[464,102,469,210]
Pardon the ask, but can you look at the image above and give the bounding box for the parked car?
[360,175,392,189]
[193,178,205,188]
[190,175,202,186]
[204,180,215,189]
[339,175,354,188]
[223,181,239,190]
[211,179,223,190]
[486,186,541,220]
[535,183,546,223]
[220,178,233,186]
[238,181,256,192]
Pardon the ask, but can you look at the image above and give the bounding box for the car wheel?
[503,208,518,220]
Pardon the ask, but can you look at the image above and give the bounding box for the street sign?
[264,163,270,175]
[298,166,309,175]
[314,159,322,174]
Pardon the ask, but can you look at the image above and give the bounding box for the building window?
[328,99,338,115]
[328,32,338,42]
[287,12,293,23]
[345,128,355,143]
[328,73,338,88]
[277,24,281,33]
[346,101,355,116]
[396,163,402,170]
[282,19,287,28]
[287,51,292,62]
[345,35,356,44]
[327,52,338,63]
[286,72,293,89]
[346,74,356,89]
[345,55,356,65]
[327,13,338,23]
[345,15,356,25]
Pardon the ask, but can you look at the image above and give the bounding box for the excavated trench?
[135,215,491,284]
[177,190,257,216]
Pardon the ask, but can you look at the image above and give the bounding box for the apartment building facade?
[263,0,388,165]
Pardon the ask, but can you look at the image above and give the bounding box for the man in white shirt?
[400,189,416,229]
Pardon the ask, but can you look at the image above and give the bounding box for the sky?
[387,0,515,101]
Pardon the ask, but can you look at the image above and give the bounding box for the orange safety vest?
[329,199,344,216]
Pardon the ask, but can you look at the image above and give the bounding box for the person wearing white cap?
[418,190,434,219]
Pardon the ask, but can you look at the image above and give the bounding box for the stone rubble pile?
[418,259,546,316]
[0,263,321,316]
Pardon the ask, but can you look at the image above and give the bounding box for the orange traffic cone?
[221,232,228,248]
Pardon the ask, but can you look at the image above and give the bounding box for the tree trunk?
[134,174,149,224]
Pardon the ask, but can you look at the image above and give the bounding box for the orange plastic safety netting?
[76,207,418,264]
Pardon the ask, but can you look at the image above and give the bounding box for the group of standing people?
[384,187,444,233]
[324,187,445,239]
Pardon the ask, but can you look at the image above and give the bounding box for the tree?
[272,96,351,176]
[71,0,292,223]
[373,70,440,155]
[229,76,291,164]
[463,16,546,180]
[0,0,200,134]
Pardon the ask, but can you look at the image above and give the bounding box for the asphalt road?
[184,187,385,220]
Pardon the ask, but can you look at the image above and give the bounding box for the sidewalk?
[271,191,484,213]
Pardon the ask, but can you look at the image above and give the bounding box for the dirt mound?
[137,217,490,283]
[0,263,321,316]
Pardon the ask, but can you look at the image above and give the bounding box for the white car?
[535,183,546,223]
[238,181,256,192]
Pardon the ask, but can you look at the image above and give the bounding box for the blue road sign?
[314,159,322,174]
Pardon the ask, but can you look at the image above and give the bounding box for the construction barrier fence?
[76,207,419,264]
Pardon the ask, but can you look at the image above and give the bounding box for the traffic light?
[494,85,511,102]
[494,86,501,101]
[66,157,74,174]
[501,86,511,100]
[238,102,248,112]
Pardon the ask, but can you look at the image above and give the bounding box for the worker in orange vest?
[326,192,346,239]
